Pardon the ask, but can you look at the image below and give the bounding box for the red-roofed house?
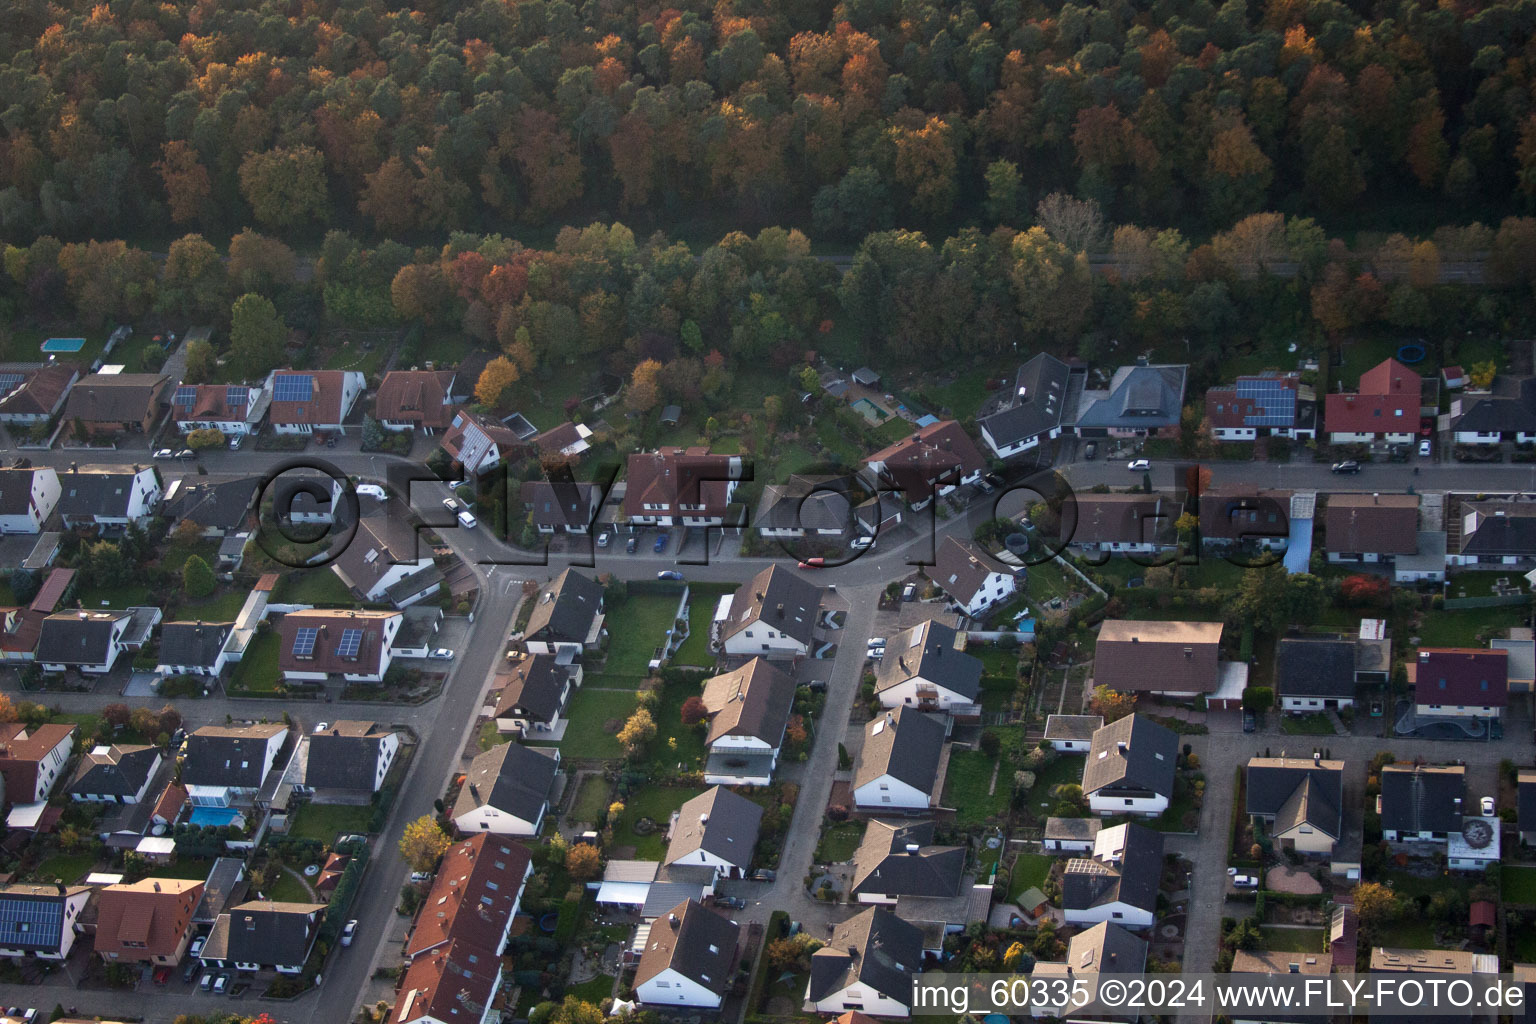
[404,835,533,961]
[391,937,502,1024]
[374,370,465,432]
[266,370,365,435]
[1325,358,1421,443]
[171,383,267,436]
[864,420,985,508]
[1409,647,1508,720]
[440,409,524,475]
[0,363,80,426]
[0,722,77,805]
[624,447,743,527]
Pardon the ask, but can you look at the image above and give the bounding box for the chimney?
[153,881,161,892]
[1117,741,1128,754]
[468,783,480,799]
[904,843,920,855]
[1373,493,1380,504]
[1130,636,1139,643]
[1313,751,1321,765]
[55,881,65,895]
[669,913,679,928]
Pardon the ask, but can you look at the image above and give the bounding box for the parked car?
[717,896,747,909]
[176,448,197,460]
[456,509,478,529]
[189,936,205,958]
[200,973,214,992]
[976,478,995,494]
[850,535,875,550]
[657,570,684,581]
[442,497,460,512]
[1330,460,1361,474]
[625,535,638,554]
[1232,874,1259,889]
[341,920,358,946]
[228,434,243,450]
[653,532,669,553]
[901,583,916,601]
[153,448,174,459]
[183,960,202,984]
[750,869,776,882]
[410,871,432,883]
[429,648,454,660]
[153,965,172,985]
[868,646,885,659]
[867,637,887,648]
[1419,439,1432,457]
[1242,710,1256,733]
[1126,458,1151,471]
[1481,796,1495,816]
[213,973,230,994]
[797,557,825,569]
[597,531,611,548]
[312,722,330,734]
[1083,442,1097,460]
[337,834,368,848]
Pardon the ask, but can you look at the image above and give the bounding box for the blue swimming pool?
[189,807,244,827]
[41,337,85,353]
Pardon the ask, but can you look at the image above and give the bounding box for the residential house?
[450,743,560,836]
[1042,816,1102,853]
[852,707,947,813]
[0,723,76,805]
[1447,815,1501,872]
[37,607,159,674]
[1204,372,1315,441]
[199,900,326,974]
[403,835,533,962]
[160,475,260,539]
[623,446,743,527]
[1450,498,1536,565]
[926,537,1019,617]
[373,369,463,432]
[805,907,923,1017]
[55,465,162,528]
[520,480,601,535]
[533,422,594,461]
[94,878,204,965]
[1197,486,1292,552]
[1409,648,1508,719]
[62,372,170,435]
[1329,906,1358,971]
[1092,619,1225,698]
[718,564,822,659]
[491,653,582,736]
[1450,375,1536,444]
[1082,714,1178,818]
[390,938,503,1024]
[848,820,964,903]
[1072,363,1187,438]
[277,609,403,683]
[302,722,399,801]
[170,383,267,436]
[755,476,859,539]
[1068,491,1180,554]
[182,723,289,808]
[440,409,524,474]
[0,363,79,425]
[155,621,235,678]
[1275,638,1359,712]
[977,353,1075,459]
[271,471,343,525]
[1245,755,1345,857]
[1030,923,1148,1021]
[1325,358,1421,443]
[1394,530,1449,583]
[1323,493,1420,564]
[0,883,92,959]
[635,899,740,1009]
[1044,714,1103,753]
[873,619,982,713]
[1369,947,1498,978]
[1378,763,1465,843]
[521,569,605,656]
[699,658,796,786]
[152,780,188,829]
[0,467,60,534]
[329,506,443,608]
[1228,949,1332,1024]
[67,744,161,804]
[266,370,365,434]
[663,786,763,880]
[1520,771,1536,845]
[864,420,985,508]
[1061,822,1163,928]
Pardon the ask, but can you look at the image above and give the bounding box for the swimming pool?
[850,397,884,423]
[189,806,245,828]
[41,337,85,353]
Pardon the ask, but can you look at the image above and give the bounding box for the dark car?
[1083,442,1097,460]
[653,532,669,553]
[750,869,776,882]
[717,896,747,909]
[1242,710,1257,733]
[1330,460,1361,474]
[182,960,202,984]
[657,570,684,581]
[626,535,638,554]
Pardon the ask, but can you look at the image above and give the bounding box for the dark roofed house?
[865,420,986,508]
[450,743,559,837]
[328,505,443,609]
[160,475,260,537]
[67,743,161,805]
[1246,755,1345,857]
[849,820,965,902]
[873,618,983,714]
[1068,491,1180,553]
[1325,493,1420,562]
[635,899,740,1009]
[700,658,797,786]
[1451,375,1536,444]
[373,369,462,432]
[180,723,288,807]
[1043,816,1103,853]
[1276,638,1359,712]
[522,568,605,655]
[440,408,525,475]
[805,907,923,1016]
[1410,647,1508,718]
[199,900,326,974]
[852,707,947,813]
[1455,499,1536,563]
[1062,822,1163,928]
[55,465,162,528]
[720,564,823,659]
[38,608,160,674]
[62,372,170,435]
[302,721,400,800]
[0,466,61,534]
[926,536,1018,617]
[1093,619,1224,697]
[755,476,858,539]
[1073,363,1187,437]
[0,883,93,959]
[977,353,1075,459]
[492,652,582,737]
[1197,486,1293,551]
[1379,763,1466,842]
[521,480,601,535]
[1082,714,1178,817]
[664,786,764,880]
[155,620,235,678]
[1043,714,1103,752]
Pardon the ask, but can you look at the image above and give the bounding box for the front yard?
[229,631,281,692]
[815,821,867,863]
[286,802,375,843]
[278,569,360,607]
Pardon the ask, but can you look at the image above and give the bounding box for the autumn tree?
[155,141,212,225]
[228,230,296,294]
[1468,361,1498,389]
[565,843,603,881]
[475,357,520,407]
[238,146,329,229]
[228,293,286,380]
[183,338,217,385]
[617,708,657,757]
[1035,193,1104,252]
[1010,228,1092,339]
[1089,685,1136,722]
[680,696,709,725]
[1353,882,1401,935]
[129,706,159,738]
[626,359,662,412]
[158,234,227,318]
[548,996,605,1024]
[984,160,1023,224]
[399,816,451,872]
[391,263,450,324]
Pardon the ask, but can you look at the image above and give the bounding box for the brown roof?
[440,409,523,465]
[1198,487,1292,542]
[927,536,1009,606]
[0,723,76,803]
[634,898,739,995]
[700,658,796,746]
[721,564,823,647]
[1231,949,1332,975]
[374,370,458,429]
[276,609,400,676]
[1094,619,1224,693]
[1323,493,1419,556]
[95,878,204,960]
[534,422,591,458]
[267,370,352,426]
[623,447,740,518]
[172,383,254,423]
[152,780,188,824]
[404,835,532,959]
[0,363,79,417]
[30,568,74,614]
[1069,492,1179,546]
[391,937,501,1024]
[62,373,169,424]
[865,420,985,503]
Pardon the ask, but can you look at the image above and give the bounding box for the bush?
[979,730,1001,758]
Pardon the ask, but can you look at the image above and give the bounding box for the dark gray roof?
[524,569,603,644]
[1068,921,1148,973]
[979,353,1073,446]
[304,722,394,792]
[1451,376,1536,434]
[849,820,965,898]
[158,621,233,670]
[854,708,946,797]
[1380,764,1465,834]
[874,619,982,702]
[451,742,558,825]
[182,724,287,789]
[1245,757,1344,840]
[808,907,922,1004]
[67,744,159,798]
[1276,638,1358,699]
[1521,772,1536,836]
[721,564,823,646]
[493,654,574,722]
[520,480,600,530]
[202,900,324,967]
[194,857,247,925]
[1459,501,1536,557]
[36,610,130,665]
[1081,714,1177,799]
[162,476,260,532]
[640,881,709,920]
[56,468,157,519]
[1076,364,1187,429]
[1044,817,1102,842]
[665,787,764,869]
[0,884,90,954]
[1063,823,1162,914]
[0,469,45,516]
[634,899,738,995]
[756,477,855,532]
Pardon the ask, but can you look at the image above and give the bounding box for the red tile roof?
[0,364,79,418]
[0,723,76,803]
[95,878,203,960]
[30,568,74,614]
[404,835,532,959]
[374,371,458,429]
[1411,647,1508,708]
[267,370,352,426]
[275,609,400,677]
[623,447,739,518]
[866,420,986,502]
[1324,358,1420,435]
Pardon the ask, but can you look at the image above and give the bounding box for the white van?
[355,484,386,501]
[457,509,478,529]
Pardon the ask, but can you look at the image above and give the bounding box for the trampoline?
[1396,343,1427,364]
[41,337,85,353]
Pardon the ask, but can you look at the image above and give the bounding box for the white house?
[330,508,443,608]
[277,609,402,683]
[700,659,795,786]
[450,743,560,837]
[1042,816,1102,853]
[492,653,582,736]
[36,609,158,674]
[67,744,162,805]
[440,409,524,475]
[978,354,1073,459]
[718,564,822,660]
[1448,816,1501,871]
[663,786,763,881]
[1061,823,1163,929]
[302,722,400,800]
[266,370,365,434]
[635,899,740,1009]
[0,884,92,960]
[805,908,923,1017]
[873,618,983,713]
[851,708,947,813]
[1082,714,1178,818]
[155,621,234,678]
[864,419,985,509]
[623,447,743,527]
[55,465,162,528]
[1378,763,1465,843]
[0,467,60,534]
[0,723,77,803]
[171,382,267,435]
[521,569,605,657]
[1044,714,1103,752]
[927,537,1018,617]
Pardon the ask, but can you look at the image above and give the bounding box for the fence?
[1444,594,1528,609]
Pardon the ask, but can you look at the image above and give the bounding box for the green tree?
[228,293,286,380]
[181,555,216,598]
[238,146,330,229]
[183,338,217,385]
[984,160,1023,224]
[798,365,821,393]
[186,427,225,450]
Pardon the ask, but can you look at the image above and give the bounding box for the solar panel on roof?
[336,628,363,658]
[273,375,314,402]
[0,897,63,946]
[173,385,198,407]
[226,386,248,407]
[1235,377,1296,428]
[292,626,319,657]
[0,373,25,395]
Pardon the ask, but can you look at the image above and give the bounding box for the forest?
[2,0,1536,245]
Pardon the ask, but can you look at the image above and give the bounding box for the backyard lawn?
[286,802,375,843]
[943,749,1010,827]
[568,773,613,826]
[229,631,281,692]
[1416,605,1528,647]
[612,786,703,860]
[1022,751,1086,817]
[815,821,867,863]
[564,975,617,1003]
[673,584,732,668]
[279,570,360,607]
[556,686,637,759]
[1007,853,1054,903]
[650,672,709,771]
[76,581,154,608]
[175,589,250,621]
[1504,865,1536,904]
[1257,927,1327,953]
[604,594,684,675]
[145,858,215,880]
[29,852,97,884]
[267,865,320,903]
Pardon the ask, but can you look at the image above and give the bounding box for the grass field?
[29,852,97,884]
[267,865,319,903]
[175,589,249,622]
[229,631,281,691]
[286,802,375,843]
[76,581,154,608]
[568,773,613,826]
[673,584,732,668]
[1022,752,1085,815]
[279,570,360,606]
[1257,927,1327,953]
[558,686,636,759]
[650,672,709,771]
[602,594,683,675]
[1008,853,1054,903]
[1504,865,1536,904]
[613,786,703,860]
[1416,605,1528,646]
[1280,713,1335,735]
[944,748,1009,827]
[815,821,867,863]
[145,858,215,880]
[564,974,617,1003]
